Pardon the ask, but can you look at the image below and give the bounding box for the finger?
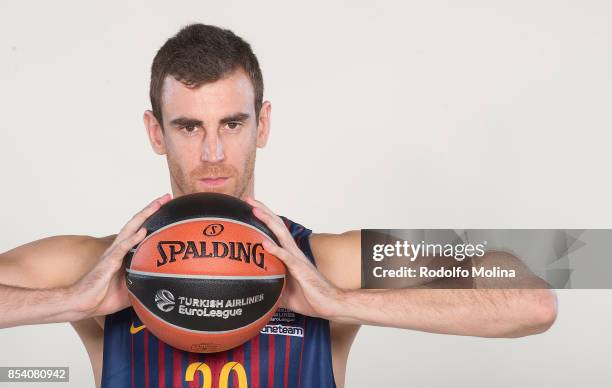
[262,238,311,270]
[247,197,284,224]
[262,239,296,267]
[253,207,300,253]
[116,193,171,241]
[109,227,148,264]
[246,198,294,243]
[245,197,289,232]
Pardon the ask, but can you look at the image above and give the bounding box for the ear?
[143,110,167,155]
[256,100,272,148]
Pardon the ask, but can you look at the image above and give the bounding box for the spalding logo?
[155,289,176,312]
[155,240,266,269]
[203,223,224,236]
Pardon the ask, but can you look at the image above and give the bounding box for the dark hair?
[149,24,264,125]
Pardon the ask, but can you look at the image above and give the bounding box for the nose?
[201,130,225,162]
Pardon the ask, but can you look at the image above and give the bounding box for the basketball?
[125,192,285,353]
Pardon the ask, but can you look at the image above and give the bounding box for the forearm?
[329,287,557,338]
[0,283,83,329]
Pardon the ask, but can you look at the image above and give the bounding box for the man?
[0,24,557,388]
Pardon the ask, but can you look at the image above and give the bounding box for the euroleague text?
[176,294,265,319]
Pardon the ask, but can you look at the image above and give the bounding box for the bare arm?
[0,236,113,328]
[0,193,171,329]
[245,196,558,339]
[312,230,558,338]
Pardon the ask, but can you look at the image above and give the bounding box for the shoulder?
[308,231,361,290]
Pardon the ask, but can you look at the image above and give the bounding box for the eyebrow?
[169,117,203,127]
[219,112,250,125]
[169,112,251,127]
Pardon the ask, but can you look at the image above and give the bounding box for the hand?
[246,196,345,319]
[69,194,172,318]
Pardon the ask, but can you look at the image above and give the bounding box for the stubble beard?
[167,150,256,200]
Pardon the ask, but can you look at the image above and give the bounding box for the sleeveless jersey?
[101,216,336,388]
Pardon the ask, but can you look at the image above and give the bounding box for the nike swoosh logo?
[130,323,147,334]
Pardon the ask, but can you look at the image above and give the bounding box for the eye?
[224,122,242,132]
[181,124,199,135]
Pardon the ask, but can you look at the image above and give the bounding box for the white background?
[1,1,611,387]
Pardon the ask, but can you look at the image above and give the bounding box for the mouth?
[199,177,230,187]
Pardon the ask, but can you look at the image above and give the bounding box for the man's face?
[144,69,270,199]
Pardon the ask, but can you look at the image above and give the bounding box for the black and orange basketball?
[125,192,285,353]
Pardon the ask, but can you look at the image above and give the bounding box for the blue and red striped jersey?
[101,216,336,388]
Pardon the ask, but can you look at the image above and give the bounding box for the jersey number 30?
[185,361,248,388]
